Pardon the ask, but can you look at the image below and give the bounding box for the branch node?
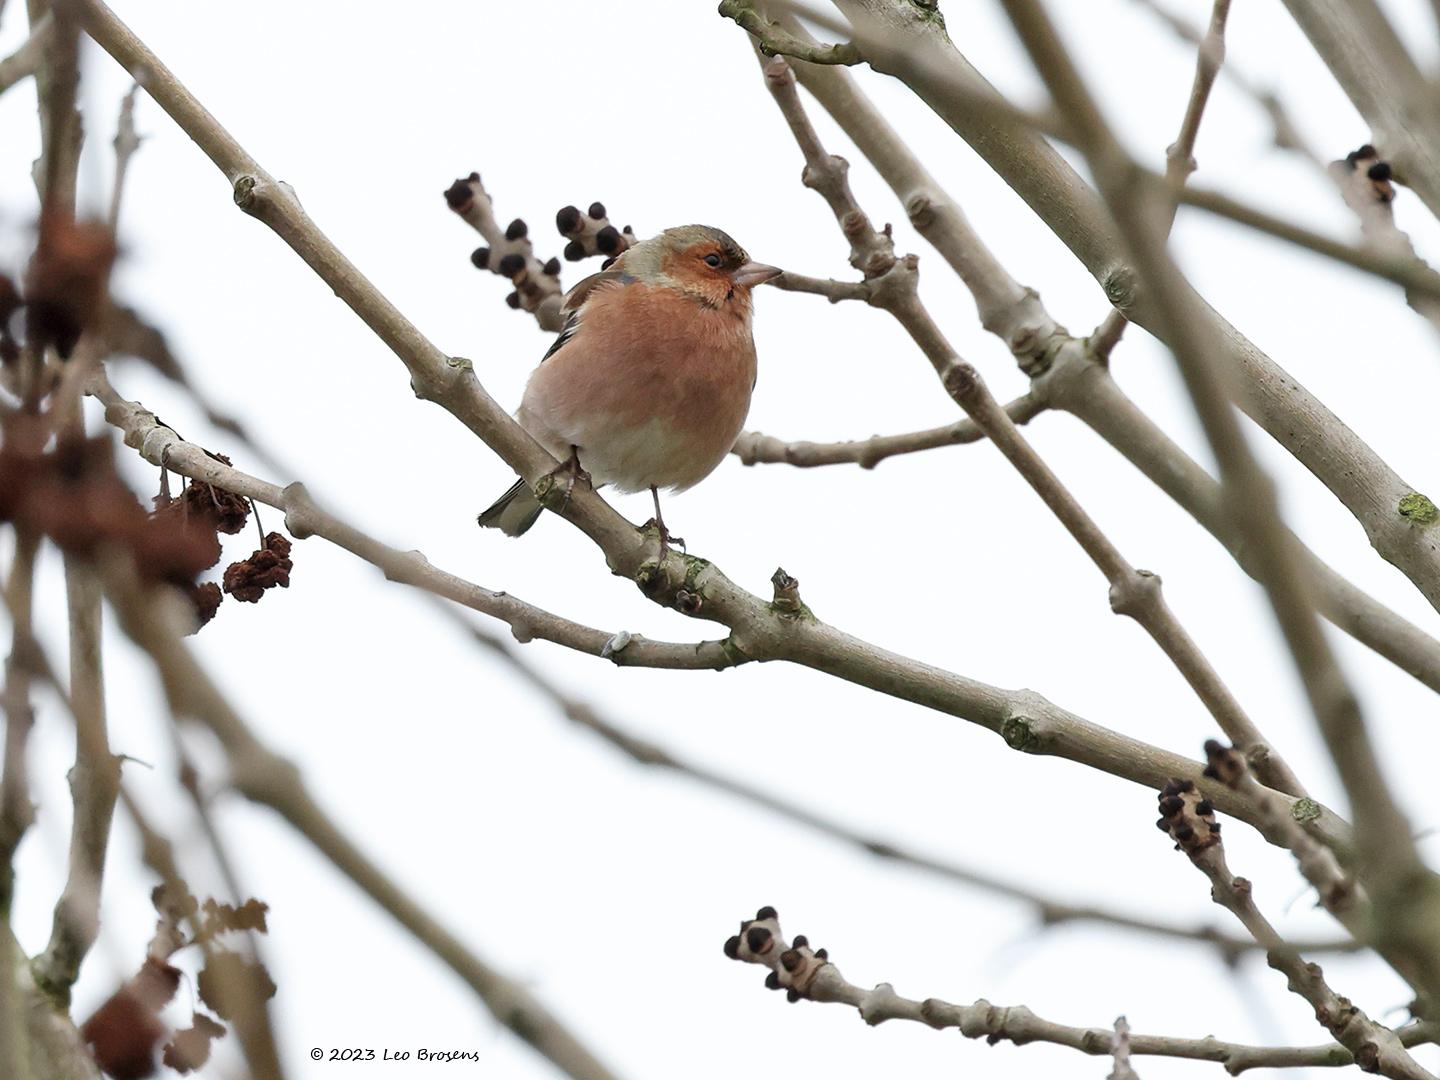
[600,630,632,660]
[769,568,810,618]
[1108,568,1162,618]
[941,361,981,402]
[1101,265,1139,311]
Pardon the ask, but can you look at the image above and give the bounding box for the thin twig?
[0,12,50,97]
[944,363,1304,795]
[455,610,1356,960]
[94,555,624,1080]
[76,0,1361,863]
[722,908,1436,1073]
[92,373,741,671]
[1000,0,1440,1012]
[30,546,120,1003]
[773,0,1440,617]
[1157,781,1432,1078]
[719,0,862,65]
[732,397,1041,470]
[30,0,81,215]
[1175,183,1440,303]
[1094,0,1230,356]
[28,15,122,1001]
[0,533,41,1080]
[107,84,140,233]
[0,535,40,913]
[759,49,1305,797]
[7,624,288,1080]
[777,21,1440,694]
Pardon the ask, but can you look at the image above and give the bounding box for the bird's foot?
[547,449,591,514]
[643,518,685,555]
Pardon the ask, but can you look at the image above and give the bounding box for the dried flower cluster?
[80,880,273,1079]
[222,531,293,602]
[0,421,215,591]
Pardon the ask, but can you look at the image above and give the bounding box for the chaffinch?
[478,224,781,540]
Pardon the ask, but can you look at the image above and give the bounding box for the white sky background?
[3,1,1440,1077]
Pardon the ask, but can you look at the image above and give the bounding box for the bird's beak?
[733,261,783,288]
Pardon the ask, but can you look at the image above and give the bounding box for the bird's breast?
[519,282,758,492]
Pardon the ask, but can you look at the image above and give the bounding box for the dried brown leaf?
[161,1014,226,1074]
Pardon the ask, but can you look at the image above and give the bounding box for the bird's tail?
[477,479,544,537]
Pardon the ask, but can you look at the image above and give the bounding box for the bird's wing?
[540,269,631,363]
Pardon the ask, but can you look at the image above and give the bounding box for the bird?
[478,224,781,543]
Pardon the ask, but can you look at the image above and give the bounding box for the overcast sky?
[3,1,1440,1078]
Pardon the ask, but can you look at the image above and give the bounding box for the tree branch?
[75,0,1361,870]
[1156,779,1433,1079]
[803,0,1440,617]
[718,0,862,65]
[0,12,49,97]
[458,610,1356,959]
[94,557,624,1080]
[1000,0,1440,1011]
[3,924,99,1080]
[1094,0,1230,356]
[732,396,1040,470]
[92,374,742,671]
[946,363,1305,795]
[722,907,1435,1074]
[779,36,1440,696]
[1278,0,1440,222]
[757,50,1304,796]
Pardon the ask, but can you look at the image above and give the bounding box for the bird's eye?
[704,253,722,268]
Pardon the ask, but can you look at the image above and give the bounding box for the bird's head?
[618,225,781,310]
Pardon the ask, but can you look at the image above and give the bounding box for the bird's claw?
[643,518,685,555]
[547,450,591,514]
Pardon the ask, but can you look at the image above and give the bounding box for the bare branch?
[733,396,1041,469]
[95,557,624,1080]
[92,374,742,671]
[75,0,1363,867]
[768,270,873,302]
[30,550,121,1004]
[0,535,40,914]
[10,629,288,1080]
[1156,779,1433,1079]
[0,12,50,97]
[719,0,862,65]
[1279,0,1440,221]
[107,84,140,233]
[780,33,1440,696]
[1000,0,1440,1011]
[30,0,81,214]
[756,50,1304,796]
[722,908,1436,1073]
[1095,0,1230,356]
[3,925,100,1080]
[443,172,565,331]
[1175,183,1440,303]
[946,363,1305,795]
[798,0,1440,617]
[1202,742,1366,940]
[461,612,1356,959]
